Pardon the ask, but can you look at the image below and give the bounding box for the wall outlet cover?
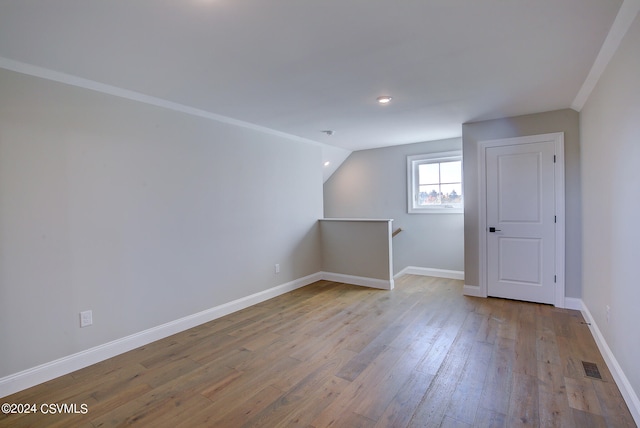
[80,310,93,328]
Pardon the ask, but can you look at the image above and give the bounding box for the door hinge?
[553,155,556,163]
[554,275,557,283]
[555,215,557,223]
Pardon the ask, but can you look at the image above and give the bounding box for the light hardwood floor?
[0,275,635,427]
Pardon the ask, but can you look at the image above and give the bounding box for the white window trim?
[407,151,463,214]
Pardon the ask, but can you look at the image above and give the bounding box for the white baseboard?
[578,299,640,426]
[320,272,394,290]
[563,297,583,311]
[463,284,485,297]
[0,272,322,399]
[395,266,465,281]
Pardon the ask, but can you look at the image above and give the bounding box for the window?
[407,151,463,213]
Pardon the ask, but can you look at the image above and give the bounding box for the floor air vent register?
[582,361,603,380]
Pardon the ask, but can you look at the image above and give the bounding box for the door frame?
[476,132,566,307]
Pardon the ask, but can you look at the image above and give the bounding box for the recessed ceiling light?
[324,161,331,167]
[376,96,392,104]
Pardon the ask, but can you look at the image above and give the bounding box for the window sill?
[408,207,464,214]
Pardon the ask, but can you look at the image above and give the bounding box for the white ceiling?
[0,0,624,152]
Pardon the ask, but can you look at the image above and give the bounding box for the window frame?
[407,151,463,214]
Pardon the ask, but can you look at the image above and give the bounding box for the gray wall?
[462,109,581,298]
[323,138,464,274]
[580,13,640,404]
[320,220,392,281]
[0,68,323,377]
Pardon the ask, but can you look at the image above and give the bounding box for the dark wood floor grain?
[1,275,635,427]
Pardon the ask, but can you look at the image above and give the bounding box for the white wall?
[580,12,640,411]
[323,138,464,274]
[0,68,324,378]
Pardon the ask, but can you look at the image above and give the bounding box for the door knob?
[489,227,501,232]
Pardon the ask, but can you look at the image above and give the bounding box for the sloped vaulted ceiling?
[0,0,624,155]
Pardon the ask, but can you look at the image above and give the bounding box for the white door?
[486,141,557,304]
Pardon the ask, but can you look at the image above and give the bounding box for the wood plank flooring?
[1,275,635,427]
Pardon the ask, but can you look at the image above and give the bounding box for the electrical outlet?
[275,263,280,274]
[80,310,93,328]
[606,305,610,323]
